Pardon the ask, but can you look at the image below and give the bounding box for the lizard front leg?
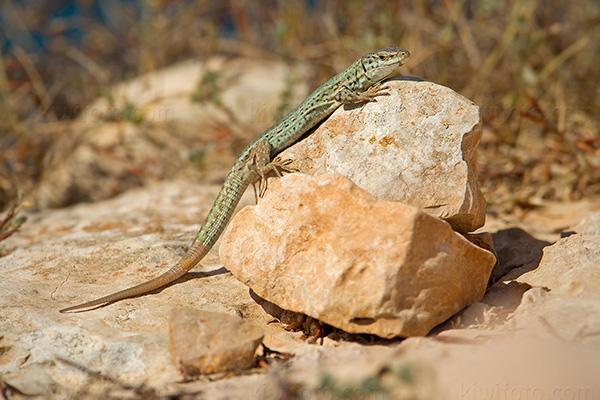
[332,83,390,104]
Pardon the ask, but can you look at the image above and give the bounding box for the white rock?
[278,79,486,233]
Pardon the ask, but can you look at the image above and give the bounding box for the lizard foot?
[333,82,391,104]
[251,156,297,200]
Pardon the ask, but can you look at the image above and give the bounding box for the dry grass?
[0,0,598,211]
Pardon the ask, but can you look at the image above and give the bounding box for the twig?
[64,47,110,85]
[12,46,56,121]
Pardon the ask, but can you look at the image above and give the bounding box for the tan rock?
[515,199,600,240]
[1,53,598,398]
[517,234,600,297]
[2,166,599,397]
[278,79,486,233]
[220,174,496,338]
[463,232,498,267]
[0,179,271,393]
[169,309,264,376]
[572,211,600,235]
[3,371,57,397]
[507,287,600,345]
[33,122,201,208]
[505,234,600,344]
[399,331,600,400]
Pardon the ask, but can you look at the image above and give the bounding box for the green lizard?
[60,46,410,313]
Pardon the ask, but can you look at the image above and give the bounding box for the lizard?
[59,46,410,313]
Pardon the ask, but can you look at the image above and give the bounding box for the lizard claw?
[256,157,297,198]
[332,82,391,104]
[360,83,391,101]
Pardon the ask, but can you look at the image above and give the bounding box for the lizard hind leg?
[256,156,296,197]
[245,140,297,200]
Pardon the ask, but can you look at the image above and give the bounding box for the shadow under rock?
[491,227,552,281]
[249,289,405,346]
[430,228,552,334]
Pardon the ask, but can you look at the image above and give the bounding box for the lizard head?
[360,46,410,83]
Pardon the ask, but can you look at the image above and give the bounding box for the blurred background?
[0,0,598,215]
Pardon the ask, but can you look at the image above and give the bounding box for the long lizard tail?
[59,241,210,313]
[60,164,249,313]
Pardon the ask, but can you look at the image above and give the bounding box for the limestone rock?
[220,174,496,338]
[463,232,498,267]
[81,58,310,133]
[3,371,57,397]
[169,309,264,376]
[2,51,599,398]
[278,79,486,233]
[572,211,600,235]
[2,169,599,398]
[507,287,600,345]
[502,234,600,344]
[32,58,310,209]
[32,122,203,208]
[517,234,600,298]
[0,180,271,395]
